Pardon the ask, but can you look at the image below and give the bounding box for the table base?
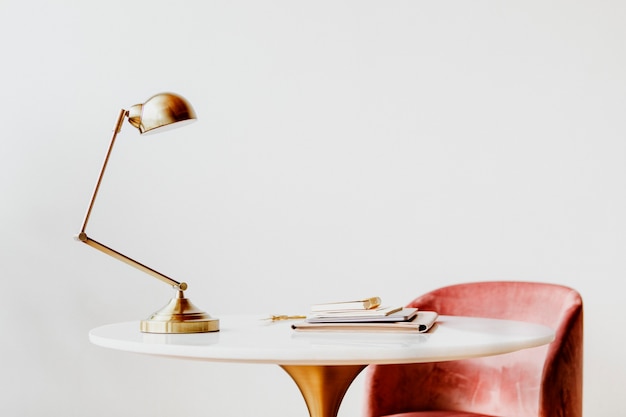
[280,364,366,417]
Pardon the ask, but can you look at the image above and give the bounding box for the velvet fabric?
[363,281,583,417]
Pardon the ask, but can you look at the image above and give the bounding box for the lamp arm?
[76,233,187,290]
[76,108,187,291]
[80,109,127,234]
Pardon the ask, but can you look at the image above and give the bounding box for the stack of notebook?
[291,296,438,333]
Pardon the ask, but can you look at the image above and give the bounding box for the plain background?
[1,1,624,415]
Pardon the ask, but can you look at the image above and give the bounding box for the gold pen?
[265,315,307,321]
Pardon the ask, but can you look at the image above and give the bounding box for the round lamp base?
[140,290,219,333]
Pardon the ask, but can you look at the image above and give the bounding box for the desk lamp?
[76,92,219,333]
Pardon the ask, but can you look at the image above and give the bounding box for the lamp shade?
[128,92,197,134]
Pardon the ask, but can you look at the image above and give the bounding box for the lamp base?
[140,290,219,333]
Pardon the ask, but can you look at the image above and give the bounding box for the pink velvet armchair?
[363,281,583,417]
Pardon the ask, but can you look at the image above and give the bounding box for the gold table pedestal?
[281,364,367,417]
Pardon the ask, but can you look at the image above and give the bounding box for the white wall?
[1,1,624,415]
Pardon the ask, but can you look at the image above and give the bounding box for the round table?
[90,314,555,417]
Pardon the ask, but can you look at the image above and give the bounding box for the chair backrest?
[363,281,583,417]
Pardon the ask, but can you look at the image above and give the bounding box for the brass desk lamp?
[76,92,219,333]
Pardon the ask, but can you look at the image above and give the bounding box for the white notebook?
[292,311,439,333]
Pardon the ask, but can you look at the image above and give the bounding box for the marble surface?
[89,314,555,365]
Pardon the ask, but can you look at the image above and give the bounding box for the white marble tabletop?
[89,314,555,366]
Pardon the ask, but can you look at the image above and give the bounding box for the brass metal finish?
[80,108,128,237]
[281,364,366,417]
[77,92,218,333]
[265,315,308,321]
[128,92,197,134]
[141,291,219,333]
[76,233,187,290]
